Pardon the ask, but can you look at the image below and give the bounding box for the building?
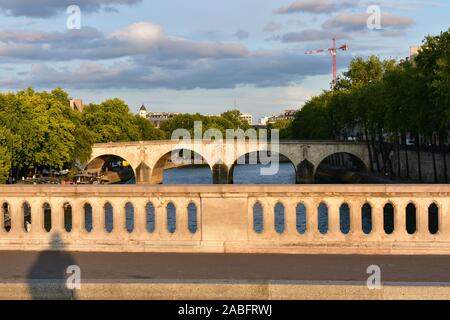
[258,116,270,126]
[148,112,181,128]
[240,113,253,125]
[139,105,148,118]
[267,109,298,124]
[137,104,181,128]
[69,99,83,112]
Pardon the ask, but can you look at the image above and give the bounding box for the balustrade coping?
[0,184,448,197]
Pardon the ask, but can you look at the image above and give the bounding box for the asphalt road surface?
[1,251,450,283]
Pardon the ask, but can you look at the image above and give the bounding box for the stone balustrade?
[0,185,449,255]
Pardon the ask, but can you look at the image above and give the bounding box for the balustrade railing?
[0,185,448,254]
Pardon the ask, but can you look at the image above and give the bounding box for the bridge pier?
[296,160,315,184]
[135,162,152,184]
[212,164,230,184]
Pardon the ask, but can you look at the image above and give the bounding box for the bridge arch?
[315,152,368,183]
[228,151,297,184]
[150,149,213,184]
[85,154,136,184]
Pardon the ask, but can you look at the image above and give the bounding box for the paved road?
[1,251,450,283]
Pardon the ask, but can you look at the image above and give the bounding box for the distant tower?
[139,105,148,118]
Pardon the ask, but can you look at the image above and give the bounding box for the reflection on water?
[164,166,213,184]
[233,163,296,184]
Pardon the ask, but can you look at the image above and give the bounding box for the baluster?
[178,199,189,239]
[93,202,106,238]
[283,200,296,239]
[158,200,171,239]
[50,200,63,235]
[416,202,429,239]
[349,201,362,240]
[326,199,341,239]
[440,200,450,239]
[304,198,318,241]
[70,200,82,238]
[263,200,275,240]
[113,201,125,240]
[370,201,384,241]
[132,199,146,240]
[393,200,407,239]
[29,199,44,239]
[9,200,23,237]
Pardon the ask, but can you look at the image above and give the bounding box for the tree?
[291,92,333,140]
[0,145,10,184]
[267,119,293,139]
[134,116,166,141]
[82,99,141,143]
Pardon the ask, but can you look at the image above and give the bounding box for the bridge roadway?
[1,252,450,299]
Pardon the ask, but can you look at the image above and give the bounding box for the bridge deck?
[1,251,450,283]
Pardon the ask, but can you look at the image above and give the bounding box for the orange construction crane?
[305,38,348,88]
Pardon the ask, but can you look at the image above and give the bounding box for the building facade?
[138,105,181,128]
[240,113,253,125]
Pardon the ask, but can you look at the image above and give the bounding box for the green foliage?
[291,93,333,139]
[160,110,252,138]
[82,98,142,143]
[0,145,10,184]
[134,115,166,141]
[267,119,293,139]
[287,28,450,144]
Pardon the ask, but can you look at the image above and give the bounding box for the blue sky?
[0,0,448,121]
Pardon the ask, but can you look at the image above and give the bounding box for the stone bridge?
[87,140,370,184]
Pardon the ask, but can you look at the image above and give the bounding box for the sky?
[0,0,448,121]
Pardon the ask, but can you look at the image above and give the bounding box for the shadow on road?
[26,233,77,300]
